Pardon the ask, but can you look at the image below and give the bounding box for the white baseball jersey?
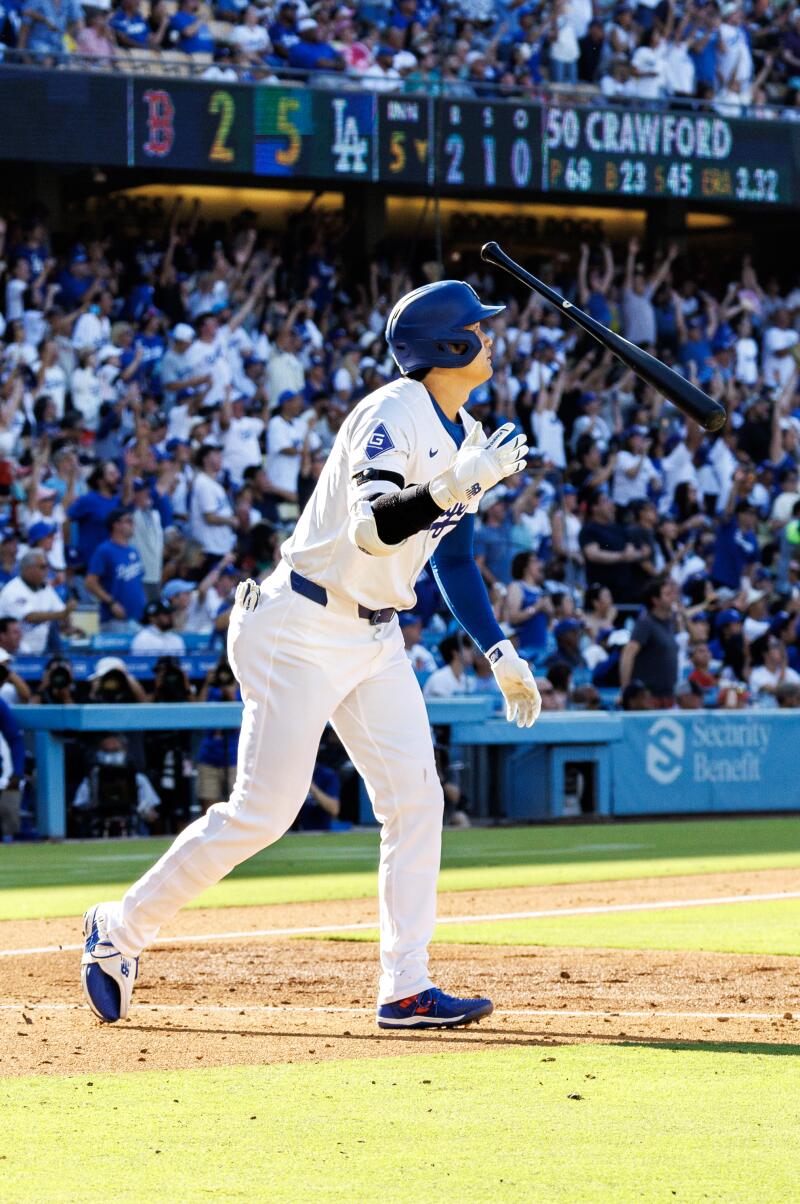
[281,377,480,611]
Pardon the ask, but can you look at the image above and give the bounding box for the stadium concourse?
[0,197,800,835]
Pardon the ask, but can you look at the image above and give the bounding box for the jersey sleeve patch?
[364,422,396,460]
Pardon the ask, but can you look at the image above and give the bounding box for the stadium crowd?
[0,197,799,833]
[2,0,800,116]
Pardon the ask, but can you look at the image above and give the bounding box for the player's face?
[462,322,493,387]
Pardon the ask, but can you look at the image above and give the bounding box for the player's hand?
[429,423,529,510]
[486,639,541,728]
[235,578,260,613]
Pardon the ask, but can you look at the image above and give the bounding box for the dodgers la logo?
[364,423,395,460]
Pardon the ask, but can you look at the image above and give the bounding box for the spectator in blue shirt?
[168,0,214,54]
[287,17,344,71]
[196,657,240,811]
[688,11,719,91]
[133,309,167,383]
[711,474,759,590]
[505,551,553,658]
[110,0,150,47]
[18,0,82,59]
[57,250,96,310]
[85,507,146,629]
[268,0,299,60]
[474,496,523,591]
[67,461,121,568]
[676,309,716,386]
[296,762,341,831]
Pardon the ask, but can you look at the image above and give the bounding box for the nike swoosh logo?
[429,448,439,458]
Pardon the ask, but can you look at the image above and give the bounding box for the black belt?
[290,570,396,626]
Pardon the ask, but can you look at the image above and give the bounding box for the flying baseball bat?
[480,241,726,433]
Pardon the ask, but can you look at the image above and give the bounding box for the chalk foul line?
[0,1003,795,1022]
[2,889,800,959]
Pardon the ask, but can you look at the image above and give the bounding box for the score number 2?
[209,90,235,164]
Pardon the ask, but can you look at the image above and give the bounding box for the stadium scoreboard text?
[4,70,797,207]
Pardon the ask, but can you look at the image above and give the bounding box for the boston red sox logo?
[143,90,175,158]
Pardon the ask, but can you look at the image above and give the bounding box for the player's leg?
[82,586,346,1019]
[331,638,491,1026]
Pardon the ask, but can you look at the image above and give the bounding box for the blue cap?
[165,437,188,454]
[162,579,195,603]
[28,521,56,543]
[554,618,583,638]
[278,389,300,407]
[376,45,395,58]
[132,477,148,492]
[563,484,577,495]
[716,608,743,628]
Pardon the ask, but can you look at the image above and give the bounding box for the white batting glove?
[486,639,542,728]
[429,422,529,510]
[235,578,260,613]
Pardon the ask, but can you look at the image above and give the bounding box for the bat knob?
[480,241,501,264]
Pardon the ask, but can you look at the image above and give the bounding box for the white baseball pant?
[105,562,444,1004]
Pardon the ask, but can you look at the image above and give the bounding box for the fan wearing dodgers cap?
[81,278,539,1032]
[130,600,186,655]
[85,507,146,631]
[158,323,209,403]
[266,388,319,500]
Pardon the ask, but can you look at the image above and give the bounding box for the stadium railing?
[0,51,794,118]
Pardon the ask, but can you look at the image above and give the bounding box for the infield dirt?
[2,867,799,1077]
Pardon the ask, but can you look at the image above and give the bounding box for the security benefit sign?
[612,713,796,814]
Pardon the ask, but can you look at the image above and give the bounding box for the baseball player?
[81,280,542,1030]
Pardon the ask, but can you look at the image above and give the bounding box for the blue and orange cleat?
[377,987,493,1030]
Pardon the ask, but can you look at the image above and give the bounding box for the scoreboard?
[543,104,793,205]
[3,69,798,208]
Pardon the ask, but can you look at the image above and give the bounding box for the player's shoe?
[377,987,493,1029]
[80,903,138,1022]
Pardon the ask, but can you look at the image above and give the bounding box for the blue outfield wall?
[610,711,799,815]
[12,702,800,836]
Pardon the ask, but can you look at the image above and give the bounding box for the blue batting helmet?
[385,281,505,375]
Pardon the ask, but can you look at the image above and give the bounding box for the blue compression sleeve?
[430,513,504,654]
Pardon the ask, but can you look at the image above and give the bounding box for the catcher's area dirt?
[2,867,799,1078]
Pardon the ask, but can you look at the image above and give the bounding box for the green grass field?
[3,1045,799,1203]
[2,816,800,921]
[3,816,800,1202]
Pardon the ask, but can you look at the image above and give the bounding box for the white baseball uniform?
[104,378,480,1005]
